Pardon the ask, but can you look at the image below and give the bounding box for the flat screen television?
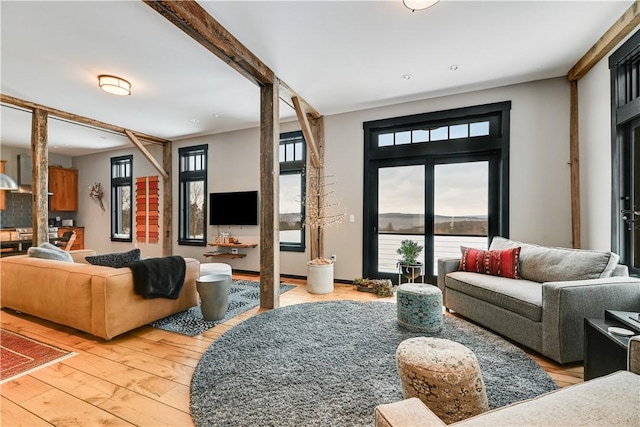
[209,190,259,226]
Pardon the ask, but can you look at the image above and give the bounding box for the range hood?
[13,155,53,195]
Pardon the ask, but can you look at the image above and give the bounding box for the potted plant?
[304,170,346,294]
[397,239,424,281]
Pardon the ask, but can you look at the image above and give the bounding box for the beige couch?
[0,249,199,340]
[375,337,640,427]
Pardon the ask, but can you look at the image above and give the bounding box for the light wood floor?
[1,274,583,426]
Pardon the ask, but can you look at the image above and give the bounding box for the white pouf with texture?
[200,262,232,278]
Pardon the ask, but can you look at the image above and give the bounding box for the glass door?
[366,157,495,283]
[621,119,640,275]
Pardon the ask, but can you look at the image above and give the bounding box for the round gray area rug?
[191,301,557,427]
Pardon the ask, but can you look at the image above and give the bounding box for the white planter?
[306,262,334,294]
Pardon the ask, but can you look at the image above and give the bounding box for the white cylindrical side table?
[196,273,232,321]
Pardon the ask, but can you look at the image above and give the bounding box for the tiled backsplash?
[0,192,76,228]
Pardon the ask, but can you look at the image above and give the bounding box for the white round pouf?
[200,262,232,278]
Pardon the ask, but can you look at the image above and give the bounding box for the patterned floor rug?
[149,279,295,336]
[191,301,559,427]
[0,329,76,384]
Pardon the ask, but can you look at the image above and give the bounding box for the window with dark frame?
[110,155,132,242]
[280,131,306,252]
[178,145,208,246]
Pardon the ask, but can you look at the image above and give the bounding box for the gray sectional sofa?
[437,237,640,364]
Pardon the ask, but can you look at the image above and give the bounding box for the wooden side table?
[584,310,640,380]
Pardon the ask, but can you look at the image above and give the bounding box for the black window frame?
[178,144,208,246]
[110,155,133,242]
[279,131,306,252]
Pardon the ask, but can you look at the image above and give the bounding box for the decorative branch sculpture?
[89,182,105,212]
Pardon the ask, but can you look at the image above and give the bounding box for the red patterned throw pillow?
[459,246,521,279]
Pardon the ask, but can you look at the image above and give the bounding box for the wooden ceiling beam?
[1,94,169,145]
[568,0,640,81]
[144,0,274,87]
[144,1,323,119]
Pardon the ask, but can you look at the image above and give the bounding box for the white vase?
[306,262,334,294]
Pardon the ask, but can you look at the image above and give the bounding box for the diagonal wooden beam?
[124,130,169,180]
[292,96,321,168]
[568,0,640,81]
[1,94,169,144]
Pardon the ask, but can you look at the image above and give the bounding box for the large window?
[280,131,306,251]
[179,145,207,246]
[110,155,132,242]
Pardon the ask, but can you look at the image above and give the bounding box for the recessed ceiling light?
[448,65,459,71]
[190,118,199,123]
[401,74,412,80]
[213,114,221,118]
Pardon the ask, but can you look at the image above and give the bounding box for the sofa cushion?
[27,242,73,262]
[85,248,141,268]
[490,237,619,283]
[446,271,542,321]
[459,246,520,279]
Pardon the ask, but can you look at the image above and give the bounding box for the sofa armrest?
[629,336,640,375]
[437,257,460,306]
[542,277,640,363]
[375,398,446,427]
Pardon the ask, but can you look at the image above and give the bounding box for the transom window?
[279,131,306,252]
[377,120,492,147]
[110,155,132,242]
[178,145,207,246]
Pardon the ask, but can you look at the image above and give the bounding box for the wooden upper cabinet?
[49,166,78,211]
[0,160,6,211]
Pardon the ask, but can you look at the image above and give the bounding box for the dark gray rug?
[191,300,558,427]
[149,280,295,336]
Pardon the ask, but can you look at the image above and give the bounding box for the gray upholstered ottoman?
[396,283,443,332]
[396,337,488,424]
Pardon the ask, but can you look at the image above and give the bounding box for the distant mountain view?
[379,213,487,235]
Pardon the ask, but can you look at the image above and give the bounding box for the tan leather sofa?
[0,249,199,340]
[375,337,640,427]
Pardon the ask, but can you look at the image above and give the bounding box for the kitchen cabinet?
[49,166,78,211]
[0,160,6,210]
[57,226,84,250]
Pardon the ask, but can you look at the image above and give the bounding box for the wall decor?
[89,182,105,211]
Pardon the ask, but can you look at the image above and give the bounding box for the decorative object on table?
[189,301,557,427]
[397,283,443,333]
[149,279,295,336]
[88,182,105,211]
[354,277,395,297]
[396,337,488,423]
[397,239,424,282]
[1,329,76,384]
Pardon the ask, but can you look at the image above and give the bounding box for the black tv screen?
[209,191,259,226]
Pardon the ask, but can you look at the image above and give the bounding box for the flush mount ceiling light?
[98,74,131,96]
[403,0,440,12]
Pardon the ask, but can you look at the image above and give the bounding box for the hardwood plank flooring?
[1,274,583,426]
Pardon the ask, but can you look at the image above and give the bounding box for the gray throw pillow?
[85,248,141,268]
[27,242,74,262]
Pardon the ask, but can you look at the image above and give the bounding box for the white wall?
[71,77,572,281]
[578,25,640,252]
[74,144,165,258]
[0,145,72,180]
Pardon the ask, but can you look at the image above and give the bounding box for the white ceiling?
[0,0,633,157]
